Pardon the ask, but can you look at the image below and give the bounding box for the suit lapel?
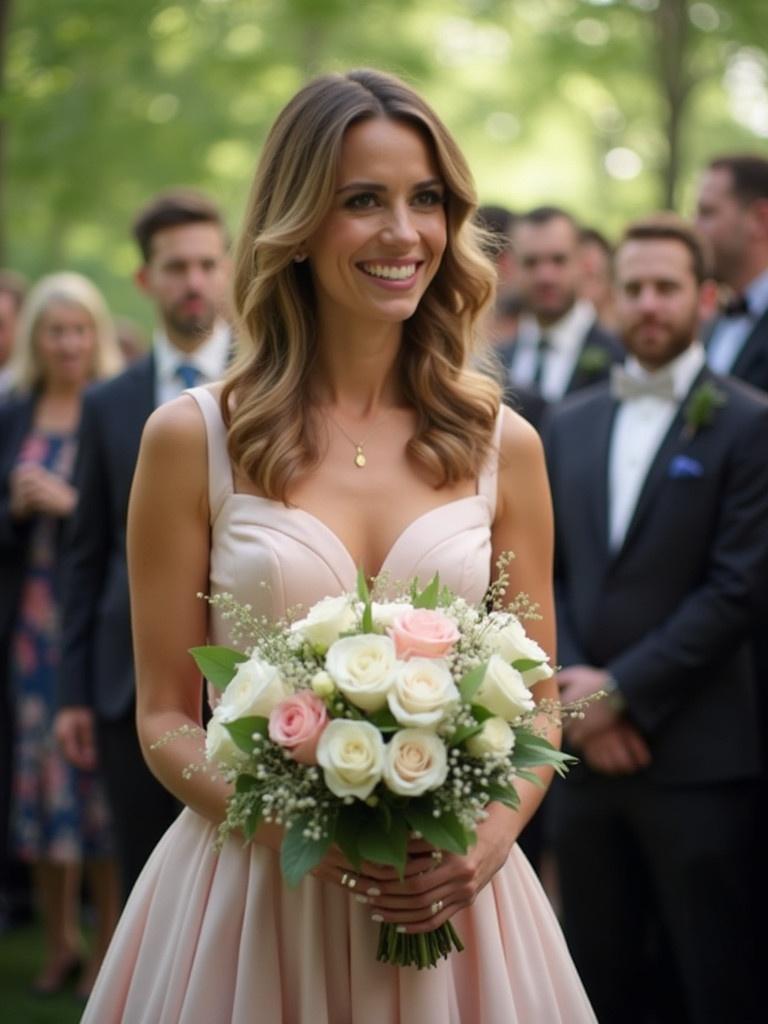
[731,309,768,382]
[616,366,710,557]
[587,393,618,564]
[131,351,158,417]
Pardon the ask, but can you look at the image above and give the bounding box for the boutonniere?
[577,345,610,376]
[682,381,727,440]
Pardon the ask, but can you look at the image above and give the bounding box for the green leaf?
[511,658,545,674]
[223,716,269,753]
[471,704,495,722]
[412,573,440,610]
[404,803,470,855]
[449,720,486,748]
[235,773,258,793]
[356,567,370,603]
[357,567,374,632]
[362,603,374,634]
[511,730,576,774]
[458,662,488,703]
[281,813,333,887]
[189,645,248,690]
[367,706,400,732]
[514,728,558,752]
[334,804,365,869]
[484,782,520,810]
[243,802,263,841]
[357,814,409,876]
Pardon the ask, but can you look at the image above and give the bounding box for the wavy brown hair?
[223,68,500,501]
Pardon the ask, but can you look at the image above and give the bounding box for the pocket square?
[668,455,704,479]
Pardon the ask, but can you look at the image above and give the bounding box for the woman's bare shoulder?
[140,394,207,471]
[497,403,544,469]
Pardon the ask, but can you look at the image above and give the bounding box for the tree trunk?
[652,0,694,210]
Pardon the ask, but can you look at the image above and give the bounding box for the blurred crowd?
[1,154,767,1023]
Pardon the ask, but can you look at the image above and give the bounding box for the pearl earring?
[293,252,307,263]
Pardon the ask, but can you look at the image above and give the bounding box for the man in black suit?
[498,206,623,425]
[546,214,768,1024]
[696,155,768,919]
[695,155,768,390]
[54,190,231,899]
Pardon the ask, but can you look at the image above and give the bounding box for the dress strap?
[477,405,504,522]
[185,386,233,523]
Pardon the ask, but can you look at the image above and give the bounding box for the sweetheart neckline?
[224,492,490,581]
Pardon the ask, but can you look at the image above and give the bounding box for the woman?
[83,70,596,1022]
[0,272,123,997]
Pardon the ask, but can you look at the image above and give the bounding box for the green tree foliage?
[2,0,766,321]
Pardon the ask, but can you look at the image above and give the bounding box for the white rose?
[387,658,459,728]
[316,719,385,799]
[489,615,553,685]
[383,729,448,797]
[325,634,398,712]
[205,714,249,770]
[215,655,287,723]
[474,654,535,722]
[465,716,515,757]
[290,595,357,651]
[370,601,415,629]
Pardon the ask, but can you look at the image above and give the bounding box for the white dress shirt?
[509,299,597,401]
[608,342,706,551]
[154,320,231,406]
[0,364,13,398]
[707,268,768,374]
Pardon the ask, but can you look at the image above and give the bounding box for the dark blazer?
[545,368,768,784]
[709,307,768,393]
[500,319,624,430]
[0,395,38,651]
[58,354,155,720]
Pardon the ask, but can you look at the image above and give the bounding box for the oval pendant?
[354,450,366,468]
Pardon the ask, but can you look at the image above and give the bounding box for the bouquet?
[188,562,578,969]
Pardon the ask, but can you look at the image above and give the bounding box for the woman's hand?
[312,803,517,933]
[10,464,76,518]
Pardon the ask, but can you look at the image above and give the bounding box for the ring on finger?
[430,898,444,915]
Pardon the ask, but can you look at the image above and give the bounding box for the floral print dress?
[11,431,113,862]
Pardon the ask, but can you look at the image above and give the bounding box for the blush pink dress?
[82,387,596,1024]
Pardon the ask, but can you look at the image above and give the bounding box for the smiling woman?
[223,68,499,505]
[79,68,597,1024]
[307,118,447,318]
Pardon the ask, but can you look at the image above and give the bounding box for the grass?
[0,924,85,1024]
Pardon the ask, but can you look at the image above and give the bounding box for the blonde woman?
[82,71,596,1022]
[0,272,122,998]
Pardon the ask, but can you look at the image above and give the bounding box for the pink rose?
[268,691,329,765]
[388,609,460,661]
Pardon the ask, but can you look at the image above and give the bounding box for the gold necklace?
[329,410,391,468]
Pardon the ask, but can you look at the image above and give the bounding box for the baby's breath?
[159,554,587,909]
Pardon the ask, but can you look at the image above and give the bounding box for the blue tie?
[175,363,201,389]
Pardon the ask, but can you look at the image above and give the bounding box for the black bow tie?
[721,294,750,318]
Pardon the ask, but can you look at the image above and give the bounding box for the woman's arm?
[127,395,281,847]
[488,403,560,835]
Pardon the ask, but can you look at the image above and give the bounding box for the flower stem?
[376,922,464,968]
